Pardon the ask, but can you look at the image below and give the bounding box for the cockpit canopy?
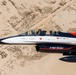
[18,29,76,38]
[18,29,59,36]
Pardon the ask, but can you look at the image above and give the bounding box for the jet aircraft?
[0,29,76,61]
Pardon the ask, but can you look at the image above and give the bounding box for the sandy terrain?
[0,0,76,75]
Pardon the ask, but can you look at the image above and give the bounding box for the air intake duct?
[35,46,40,51]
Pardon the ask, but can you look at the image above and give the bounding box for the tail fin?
[70,32,76,36]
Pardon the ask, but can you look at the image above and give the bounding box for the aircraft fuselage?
[1,36,76,45]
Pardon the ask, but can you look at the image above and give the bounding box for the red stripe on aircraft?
[40,46,76,50]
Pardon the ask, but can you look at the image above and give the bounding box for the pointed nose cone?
[0,38,7,44]
[0,39,4,44]
[0,38,8,44]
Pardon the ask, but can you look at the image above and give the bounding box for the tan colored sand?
[1,54,76,75]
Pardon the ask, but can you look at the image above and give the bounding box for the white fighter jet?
[0,29,76,61]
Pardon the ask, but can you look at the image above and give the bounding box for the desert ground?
[0,0,76,75]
